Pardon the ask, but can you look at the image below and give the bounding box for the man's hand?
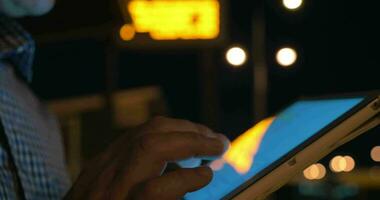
[65,116,229,200]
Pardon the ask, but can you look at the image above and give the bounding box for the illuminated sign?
[121,0,220,41]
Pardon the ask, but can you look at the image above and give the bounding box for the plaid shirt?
[0,16,70,199]
[0,17,34,82]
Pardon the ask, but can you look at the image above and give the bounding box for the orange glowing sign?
[125,0,220,40]
[210,117,275,174]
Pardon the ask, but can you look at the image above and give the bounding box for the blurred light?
[303,165,315,180]
[120,24,136,41]
[339,157,348,171]
[343,156,355,172]
[316,163,327,179]
[220,117,275,174]
[127,0,220,40]
[226,47,248,67]
[330,155,356,173]
[330,156,345,173]
[303,163,326,180]
[276,47,298,67]
[282,0,303,10]
[370,146,380,162]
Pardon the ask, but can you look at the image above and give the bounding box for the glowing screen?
[185,97,364,199]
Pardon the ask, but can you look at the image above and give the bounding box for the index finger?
[137,131,227,162]
[176,134,230,168]
[144,117,219,139]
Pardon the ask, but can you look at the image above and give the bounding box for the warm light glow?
[338,156,347,171]
[317,163,327,179]
[226,47,247,67]
[343,156,355,172]
[282,0,303,10]
[127,0,220,40]
[276,47,298,67]
[303,163,326,180]
[330,155,355,173]
[211,117,275,174]
[371,146,380,162]
[120,24,136,41]
[330,156,345,173]
[309,165,320,179]
[304,164,318,180]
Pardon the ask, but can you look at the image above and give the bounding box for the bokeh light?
[282,0,303,10]
[330,156,345,173]
[276,47,298,67]
[120,24,136,41]
[330,155,356,173]
[226,47,247,67]
[343,156,355,172]
[370,146,380,162]
[303,163,326,180]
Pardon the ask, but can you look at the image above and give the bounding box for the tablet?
[185,93,380,200]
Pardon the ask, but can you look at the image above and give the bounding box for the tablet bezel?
[222,92,379,199]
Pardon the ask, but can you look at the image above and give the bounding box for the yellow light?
[371,146,380,162]
[120,24,136,41]
[276,47,298,67]
[282,0,303,10]
[343,156,355,172]
[226,47,247,67]
[316,163,326,179]
[330,156,345,173]
[211,117,275,174]
[330,155,356,173]
[303,163,326,180]
[338,156,347,171]
[127,0,220,40]
[304,164,319,180]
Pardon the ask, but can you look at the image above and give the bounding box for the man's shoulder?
[0,16,35,82]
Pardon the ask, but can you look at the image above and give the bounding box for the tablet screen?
[185,97,364,200]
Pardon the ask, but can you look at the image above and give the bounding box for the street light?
[371,146,380,162]
[226,46,248,67]
[282,0,303,10]
[276,47,298,67]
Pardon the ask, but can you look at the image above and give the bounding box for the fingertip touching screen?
[185,97,364,200]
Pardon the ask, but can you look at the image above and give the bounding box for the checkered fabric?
[0,16,34,82]
[0,16,71,199]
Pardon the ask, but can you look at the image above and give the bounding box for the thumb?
[133,166,213,199]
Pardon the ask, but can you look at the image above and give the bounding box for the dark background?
[19,0,379,199]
